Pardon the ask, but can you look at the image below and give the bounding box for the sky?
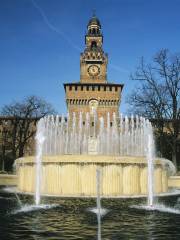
[0,0,180,114]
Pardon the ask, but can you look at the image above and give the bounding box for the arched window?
[89,99,98,115]
[92,28,96,34]
[91,41,97,49]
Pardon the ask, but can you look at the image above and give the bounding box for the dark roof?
[88,15,101,27]
[63,82,124,90]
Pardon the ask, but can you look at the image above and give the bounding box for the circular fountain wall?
[16,155,168,197]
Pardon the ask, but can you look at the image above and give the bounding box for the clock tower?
[64,14,123,121]
[80,15,107,83]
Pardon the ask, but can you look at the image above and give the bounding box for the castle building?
[64,15,123,121]
[0,15,179,169]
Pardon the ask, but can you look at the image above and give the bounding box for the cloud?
[30,0,81,52]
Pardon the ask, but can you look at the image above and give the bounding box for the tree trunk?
[18,143,25,158]
[12,120,18,160]
[1,145,5,172]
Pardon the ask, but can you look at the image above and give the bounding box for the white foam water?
[11,204,58,214]
[2,187,17,193]
[89,207,108,216]
[131,204,180,215]
[0,196,13,200]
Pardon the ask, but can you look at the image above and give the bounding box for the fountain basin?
[0,174,17,186]
[15,155,170,197]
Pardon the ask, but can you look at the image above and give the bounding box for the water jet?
[15,113,174,203]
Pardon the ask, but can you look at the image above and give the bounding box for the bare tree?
[1,95,56,170]
[128,49,180,167]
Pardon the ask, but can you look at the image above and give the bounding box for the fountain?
[96,169,102,240]
[15,112,174,204]
[14,13,176,204]
[35,118,45,205]
[2,14,180,240]
[146,123,155,207]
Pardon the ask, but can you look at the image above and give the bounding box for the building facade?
[64,15,123,121]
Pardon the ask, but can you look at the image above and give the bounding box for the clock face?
[88,65,100,76]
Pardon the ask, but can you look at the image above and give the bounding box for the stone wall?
[16,155,168,197]
[64,83,122,121]
[0,174,17,186]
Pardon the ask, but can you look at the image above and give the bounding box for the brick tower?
[64,14,123,121]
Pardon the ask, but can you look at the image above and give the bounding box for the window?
[89,99,98,115]
[69,86,72,91]
[91,41,97,49]
[75,86,77,91]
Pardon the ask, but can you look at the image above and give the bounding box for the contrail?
[109,63,129,73]
[30,0,81,52]
[30,0,129,73]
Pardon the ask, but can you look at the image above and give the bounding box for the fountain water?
[15,112,172,202]
[35,118,45,205]
[41,113,151,156]
[96,169,101,240]
[89,168,108,239]
[146,122,155,207]
[14,191,22,207]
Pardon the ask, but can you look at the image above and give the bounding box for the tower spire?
[92,9,96,17]
[80,15,107,83]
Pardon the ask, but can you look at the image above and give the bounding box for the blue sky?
[0,0,180,114]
